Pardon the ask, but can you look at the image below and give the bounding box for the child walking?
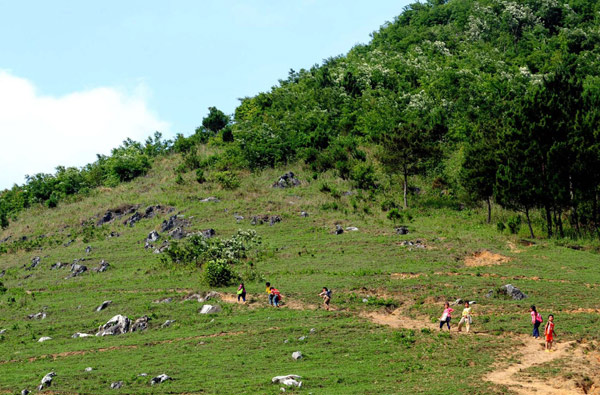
[439,302,454,331]
[530,305,543,339]
[457,301,472,333]
[237,282,246,302]
[318,287,332,310]
[544,314,557,352]
[266,282,273,305]
[270,286,282,307]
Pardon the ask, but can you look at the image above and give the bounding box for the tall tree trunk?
[525,207,535,238]
[557,208,564,238]
[544,204,553,238]
[403,167,408,210]
[594,191,599,238]
[486,197,492,224]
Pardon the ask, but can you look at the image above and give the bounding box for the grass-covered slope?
[0,155,599,394]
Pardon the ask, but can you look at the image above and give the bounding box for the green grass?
[0,156,598,393]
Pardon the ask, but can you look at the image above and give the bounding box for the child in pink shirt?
[439,302,454,331]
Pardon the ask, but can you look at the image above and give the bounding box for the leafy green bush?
[350,163,377,191]
[212,171,240,189]
[175,174,185,185]
[381,199,399,212]
[497,222,506,233]
[0,281,6,294]
[196,169,206,184]
[507,215,522,234]
[203,259,236,287]
[387,208,402,223]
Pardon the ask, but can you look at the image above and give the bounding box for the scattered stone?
[272,375,302,388]
[0,269,4,277]
[153,297,173,304]
[85,245,92,254]
[200,197,220,203]
[399,240,426,249]
[309,328,316,334]
[21,389,30,395]
[96,314,131,336]
[272,172,301,188]
[0,328,6,334]
[64,239,74,247]
[161,215,190,232]
[343,190,354,196]
[251,215,282,226]
[346,226,359,232]
[169,227,186,240]
[130,315,149,332]
[183,291,219,302]
[38,336,52,342]
[26,256,41,271]
[452,299,463,306]
[72,332,93,338]
[28,312,46,320]
[110,381,123,389]
[147,230,161,242]
[395,226,409,235]
[93,260,110,273]
[50,262,66,270]
[499,284,528,300]
[85,367,93,372]
[123,211,142,227]
[362,298,369,303]
[298,336,306,341]
[300,211,309,217]
[38,372,56,390]
[96,205,138,226]
[68,263,87,278]
[250,216,262,226]
[469,301,476,305]
[150,374,172,385]
[108,231,120,238]
[234,215,244,222]
[138,373,148,377]
[269,216,282,226]
[292,351,303,360]
[96,300,112,312]
[161,320,175,328]
[201,228,216,238]
[284,339,289,344]
[199,305,222,314]
[334,225,344,235]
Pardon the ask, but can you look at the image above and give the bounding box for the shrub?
[203,259,236,287]
[0,281,6,294]
[175,174,185,185]
[350,163,377,191]
[497,222,506,232]
[196,169,206,184]
[381,199,399,212]
[507,215,522,234]
[335,160,351,179]
[387,208,402,222]
[221,126,234,142]
[213,171,240,190]
[319,182,332,193]
[183,153,202,171]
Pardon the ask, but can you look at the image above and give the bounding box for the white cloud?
[0,71,169,190]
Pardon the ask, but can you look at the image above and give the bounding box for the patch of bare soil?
[391,272,426,280]
[485,338,590,394]
[465,250,512,267]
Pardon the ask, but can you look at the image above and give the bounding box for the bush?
[497,222,506,233]
[196,169,206,184]
[350,163,378,191]
[0,281,6,294]
[203,259,236,287]
[175,174,185,185]
[212,171,240,189]
[221,126,234,142]
[387,208,402,222]
[183,153,202,171]
[507,215,522,234]
[381,199,399,212]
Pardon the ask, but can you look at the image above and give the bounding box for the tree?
[378,121,442,209]
[202,107,230,133]
[460,131,498,223]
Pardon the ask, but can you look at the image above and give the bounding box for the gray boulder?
[272,172,301,188]
[85,367,93,372]
[38,372,56,390]
[199,305,222,314]
[28,312,46,320]
[199,197,220,202]
[26,256,41,271]
[300,211,309,217]
[150,374,172,385]
[147,230,160,242]
[269,216,282,226]
[123,211,142,227]
[334,225,344,235]
[500,284,528,300]
[68,263,87,278]
[96,314,131,336]
[346,226,359,232]
[291,351,303,360]
[85,245,92,254]
[38,336,52,342]
[201,228,216,238]
[110,381,123,389]
[271,375,302,387]
[21,390,30,395]
[72,332,93,338]
[161,320,175,328]
[50,262,65,270]
[130,315,149,332]
[395,226,409,235]
[96,300,112,312]
[168,227,186,240]
[93,260,110,273]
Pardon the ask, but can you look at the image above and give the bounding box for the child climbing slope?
[439,302,454,331]
[544,314,557,352]
[318,287,332,310]
[457,301,472,333]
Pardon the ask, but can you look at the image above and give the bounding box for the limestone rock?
[72,332,93,338]
[334,225,344,235]
[110,381,123,389]
[38,372,56,390]
[291,351,303,360]
[38,336,52,342]
[130,315,149,332]
[272,172,301,188]
[199,304,222,314]
[150,374,172,385]
[272,375,302,387]
[96,314,130,336]
[96,300,112,312]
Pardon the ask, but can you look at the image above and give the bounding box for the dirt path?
[485,338,580,394]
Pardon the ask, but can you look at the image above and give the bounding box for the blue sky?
[0,0,410,189]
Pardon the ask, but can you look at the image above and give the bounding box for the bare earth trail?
[220,292,596,394]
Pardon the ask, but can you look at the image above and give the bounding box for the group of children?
[438,301,557,351]
[236,282,332,310]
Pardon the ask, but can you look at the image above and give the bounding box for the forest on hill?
[2,0,600,241]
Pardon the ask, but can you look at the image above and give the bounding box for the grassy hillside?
[1,154,599,394]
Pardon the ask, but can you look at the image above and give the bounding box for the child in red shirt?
[544,314,557,352]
